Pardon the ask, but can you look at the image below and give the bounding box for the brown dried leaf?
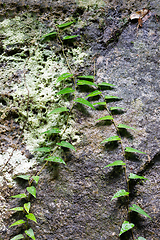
[130,9,149,20]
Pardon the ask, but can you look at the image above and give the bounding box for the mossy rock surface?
[0,0,160,239]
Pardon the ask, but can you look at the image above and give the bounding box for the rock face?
[0,0,160,240]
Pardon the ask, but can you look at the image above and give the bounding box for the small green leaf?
[77,75,94,80]
[48,107,69,115]
[26,213,37,223]
[15,175,30,180]
[129,204,152,219]
[10,234,24,240]
[85,90,102,98]
[63,35,79,40]
[34,147,51,152]
[129,173,148,180]
[111,189,129,201]
[9,220,25,228]
[45,156,66,165]
[105,95,120,100]
[57,73,73,82]
[110,107,124,111]
[119,221,134,236]
[57,21,74,28]
[136,237,146,240]
[9,207,24,212]
[117,124,137,131]
[11,193,27,199]
[56,87,75,95]
[24,202,31,214]
[93,102,106,106]
[95,115,113,121]
[98,82,115,87]
[25,228,35,240]
[32,176,40,184]
[40,31,57,39]
[125,147,146,154]
[26,186,36,198]
[100,135,121,144]
[56,141,76,151]
[77,80,97,86]
[40,128,61,135]
[74,98,95,110]
[103,160,126,168]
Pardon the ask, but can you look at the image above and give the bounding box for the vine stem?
[98,88,135,240]
[93,57,134,238]
[33,27,78,180]
[55,26,78,135]
[29,145,59,185]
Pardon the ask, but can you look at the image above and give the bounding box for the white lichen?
[76,0,105,7]
[0,148,37,184]
[0,13,86,154]
[0,148,37,231]
[69,47,88,67]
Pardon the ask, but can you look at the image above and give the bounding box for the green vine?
[8,20,152,240]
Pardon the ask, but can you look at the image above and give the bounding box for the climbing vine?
[7,20,152,240]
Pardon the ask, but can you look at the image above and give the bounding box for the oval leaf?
[98,82,115,87]
[136,237,146,240]
[77,75,94,80]
[85,90,102,98]
[40,128,61,135]
[56,87,75,95]
[26,213,37,223]
[58,21,74,28]
[129,204,152,219]
[48,107,69,115]
[125,147,146,154]
[110,107,124,111]
[10,234,24,240]
[63,35,79,40]
[105,95,120,100]
[45,156,66,165]
[111,189,129,201]
[26,186,36,198]
[9,207,24,212]
[25,228,35,240]
[24,202,31,214]
[56,141,76,151]
[129,173,148,180]
[34,147,51,152]
[119,221,134,236]
[57,73,73,82]
[103,160,126,168]
[74,98,95,110]
[32,176,40,184]
[15,175,30,180]
[77,80,97,86]
[117,124,137,131]
[93,102,106,106]
[101,135,121,144]
[11,193,27,199]
[40,31,57,39]
[96,116,113,121]
[9,220,25,228]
